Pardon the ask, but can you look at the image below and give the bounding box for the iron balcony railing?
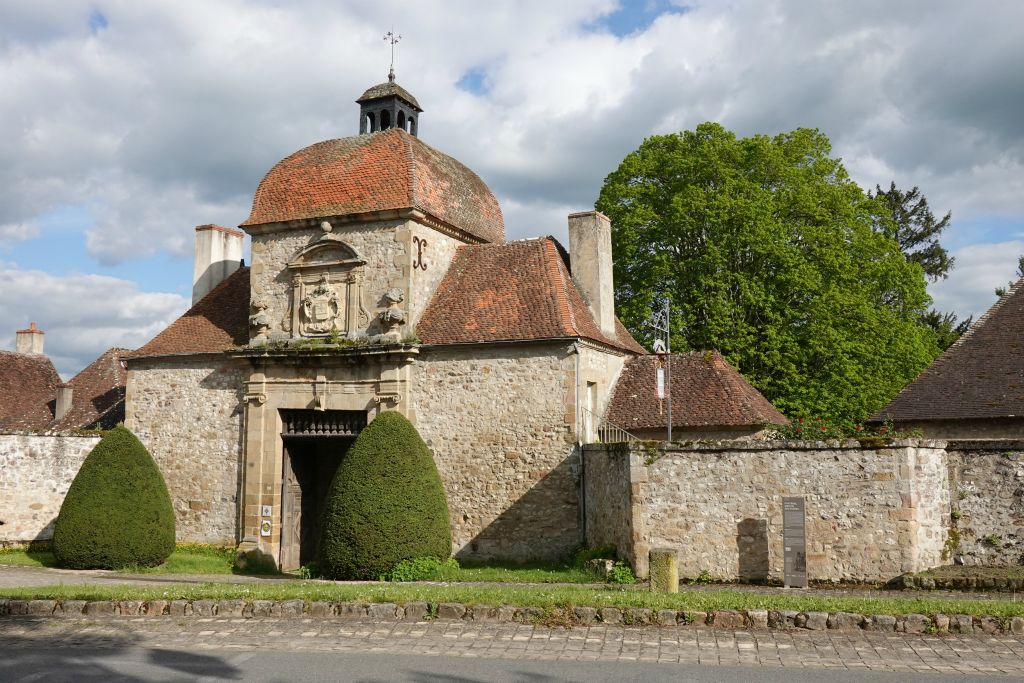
[580,406,639,444]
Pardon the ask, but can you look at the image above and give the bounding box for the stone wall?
[124,357,246,544]
[900,418,1024,440]
[947,440,1024,566]
[411,342,581,562]
[581,445,634,559]
[584,440,951,582]
[0,433,99,542]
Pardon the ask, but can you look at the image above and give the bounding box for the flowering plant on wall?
[765,416,919,441]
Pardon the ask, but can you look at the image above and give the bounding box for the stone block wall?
[0,433,99,542]
[947,440,1024,565]
[584,440,951,582]
[125,357,246,544]
[581,445,634,558]
[411,343,581,562]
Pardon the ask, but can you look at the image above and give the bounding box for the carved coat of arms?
[300,273,342,334]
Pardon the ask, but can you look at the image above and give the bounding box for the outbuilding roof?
[0,350,60,430]
[55,347,129,430]
[241,129,504,244]
[129,268,251,358]
[606,352,788,431]
[417,237,645,353]
[872,277,1024,423]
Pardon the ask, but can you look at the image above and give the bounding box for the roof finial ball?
[357,30,422,137]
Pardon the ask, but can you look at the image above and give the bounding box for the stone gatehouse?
[118,73,783,572]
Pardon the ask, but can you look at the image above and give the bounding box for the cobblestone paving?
[3,617,1024,677]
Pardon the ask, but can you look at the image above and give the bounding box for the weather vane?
[384,29,402,81]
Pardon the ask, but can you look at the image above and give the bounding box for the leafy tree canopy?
[596,122,941,423]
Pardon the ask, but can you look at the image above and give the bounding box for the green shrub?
[52,426,175,569]
[607,561,637,584]
[319,411,451,580]
[383,556,460,582]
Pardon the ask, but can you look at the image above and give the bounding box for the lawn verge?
[2,581,1024,620]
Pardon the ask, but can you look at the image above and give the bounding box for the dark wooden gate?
[280,409,366,572]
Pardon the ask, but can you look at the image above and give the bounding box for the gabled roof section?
[55,348,129,430]
[606,352,788,430]
[0,350,60,430]
[129,268,250,359]
[417,237,644,353]
[241,129,504,244]
[873,276,1024,422]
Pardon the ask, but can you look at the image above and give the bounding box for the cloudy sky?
[1,0,1023,376]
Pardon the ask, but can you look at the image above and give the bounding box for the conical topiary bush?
[53,426,176,569]
[319,410,452,580]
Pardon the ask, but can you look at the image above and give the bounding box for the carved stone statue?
[249,294,271,343]
[378,287,406,339]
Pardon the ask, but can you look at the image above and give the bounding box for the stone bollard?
[649,548,678,593]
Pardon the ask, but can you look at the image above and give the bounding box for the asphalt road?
[0,645,1004,683]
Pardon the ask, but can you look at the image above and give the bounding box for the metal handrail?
[580,406,639,444]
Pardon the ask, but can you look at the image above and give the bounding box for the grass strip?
[3,582,1023,618]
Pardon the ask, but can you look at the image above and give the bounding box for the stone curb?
[1,599,1022,635]
[898,574,1024,593]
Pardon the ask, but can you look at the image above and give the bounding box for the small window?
[366,112,376,132]
[397,111,406,130]
[409,117,417,135]
[380,109,391,130]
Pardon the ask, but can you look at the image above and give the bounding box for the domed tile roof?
[241,128,504,243]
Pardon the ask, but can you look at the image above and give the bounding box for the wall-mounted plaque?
[260,520,272,537]
[783,496,807,588]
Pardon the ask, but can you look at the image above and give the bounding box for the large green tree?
[596,122,941,422]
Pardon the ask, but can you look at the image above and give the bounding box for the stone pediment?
[287,236,366,271]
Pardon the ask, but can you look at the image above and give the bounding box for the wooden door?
[280,447,303,572]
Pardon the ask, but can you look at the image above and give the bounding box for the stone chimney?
[568,211,616,337]
[15,322,45,355]
[192,224,244,305]
[55,383,73,423]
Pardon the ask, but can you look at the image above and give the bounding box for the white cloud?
[1,0,1023,342]
[0,265,188,377]
[929,240,1024,322]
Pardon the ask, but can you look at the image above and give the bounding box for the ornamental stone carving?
[300,273,342,335]
[285,236,370,339]
[378,288,406,339]
[249,294,271,343]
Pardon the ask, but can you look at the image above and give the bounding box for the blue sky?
[1,0,1023,376]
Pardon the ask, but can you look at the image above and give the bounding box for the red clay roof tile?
[417,237,644,353]
[55,348,128,430]
[607,352,788,430]
[0,351,60,430]
[242,129,504,244]
[128,268,250,358]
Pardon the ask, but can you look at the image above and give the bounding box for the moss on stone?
[649,548,679,593]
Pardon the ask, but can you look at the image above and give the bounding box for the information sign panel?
[783,496,807,588]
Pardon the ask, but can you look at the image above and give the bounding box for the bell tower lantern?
[357,69,423,136]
